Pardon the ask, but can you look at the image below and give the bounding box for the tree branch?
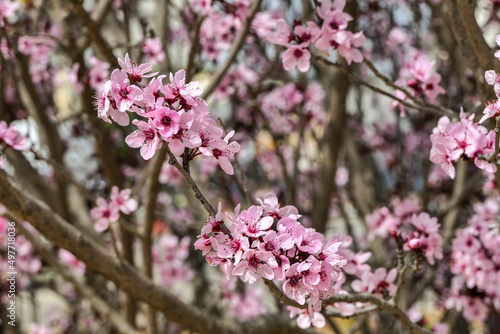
[13,221,139,334]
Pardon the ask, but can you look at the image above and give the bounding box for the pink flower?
[163,69,203,107]
[59,249,86,276]
[110,186,138,215]
[283,263,312,305]
[90,198,120,232]
[0,121,29,150]
[109,69,143,113]
[267,19,292,46]
[294,22,321,47]
[352,267,397,297]
[317,0,348,20]
[480,99,500,124]
[142,37,165,65]
[288,306,326,329]
[118,53,156,83]
[282,46,311,72]
[88,56,110,90]
[166,113,201,156]
[153,107,180,139]
[211,130,241,175]
[125,119,162,160]
[237,205,273,238]
[365,207,399,240]
[342,250,372,277]
[232,249,277,283]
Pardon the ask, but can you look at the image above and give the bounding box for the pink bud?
[408,238,421,250]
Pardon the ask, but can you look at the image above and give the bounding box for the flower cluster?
[90,186,137,232]
[96,54,241,174]
[195,193,347,327]
[268,0,366,72]
[366,198,443,265]
[446,198,500,322]
[430,111,497,179]
[394,52,445,110]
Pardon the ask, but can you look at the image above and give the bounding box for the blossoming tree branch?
[0,0,500,333]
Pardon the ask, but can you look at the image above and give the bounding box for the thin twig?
[164,145,216,217]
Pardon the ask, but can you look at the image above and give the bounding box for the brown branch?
[324,306,377,319]
[201,0,263,100]
[14,221,139,334]
[322,294,433,334]
[262,279,305,309]
[164,145,216,216]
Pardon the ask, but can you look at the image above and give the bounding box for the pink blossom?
[0,121,29,150]
[59,249,86,276]
[294,22,321,47]
[343,250,372,277]
[282,46,311,72]
[166,113,201,156]
[153,107,180,139]
[351,267,397,297]
[87,57,110,90]
[125,119,162,160]
[237,205,273,238]
[365,207,399,240]
[227,287,267,322]
[117,53,156,83]
[110,186,138,215]
[232,249,277,283]
[288,306,326,329]
[142,37,166,65]
[479,99,500,124]
[109,69,143,114]
[267,19,291,46]
[211,131,241,175]
[90,198,119,232]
